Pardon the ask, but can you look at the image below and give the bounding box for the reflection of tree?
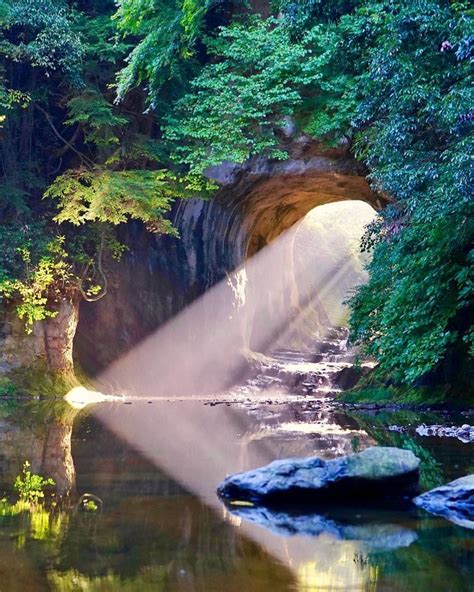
[0,399,79,496]
[0,495,296,592]
[364,524,474,592]
[41,414,76,495]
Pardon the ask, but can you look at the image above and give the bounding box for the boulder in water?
[218,446,420,504]
[414,475,474,529]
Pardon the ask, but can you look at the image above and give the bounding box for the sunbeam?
[67,200,378,588]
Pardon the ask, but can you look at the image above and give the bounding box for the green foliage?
[73,10,131,72]
[0,375,16,397]
[83,499,98,512]
[275,0,362,29]
[163,12,361,173]
[162,0,472,386]
[3,0,84,83]
[114,0,220,105]
[45,168,190,234]
[0,0,471,390]
[340,385,454,406]
[0,86,30,127]
[3,362,81,396]
[14,461,55,504]
[0,0,190,340]
[345,0,474,384]
[164,17,305,174]
[0,226,75,330]
[66,92,128,148]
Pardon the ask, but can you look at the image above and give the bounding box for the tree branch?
[34,105,95,168]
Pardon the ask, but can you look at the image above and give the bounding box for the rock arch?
[75,149,382,375]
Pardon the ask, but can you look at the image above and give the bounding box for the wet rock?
[260,327,373,394]
[226,505,417,551]
[388,425,407,433]
[415,423,474,443]
[414,475,474,529]
[218,446,420,504]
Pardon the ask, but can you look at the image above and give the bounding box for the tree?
[0,0,472,388]
[0,0,191,370]
[345,0,473,385]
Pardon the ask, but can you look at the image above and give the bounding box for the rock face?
[0,297,78,375]
[0,308,47,374]
[218,446,420,504]
[414,475,474,529]
[226,505,417,550]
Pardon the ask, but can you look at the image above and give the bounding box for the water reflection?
[225,504,418,551]
[0,399,77,495]
[0,399,472,591]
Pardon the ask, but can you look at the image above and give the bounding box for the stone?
[413,475,474,529]
[218,446,420,504]
[226,504,417,551]
[415,423,474,443]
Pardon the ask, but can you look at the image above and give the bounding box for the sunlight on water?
[0,398,472,591]
[64,386,123,409]
[295,550,379,592]
[277,422,367,436]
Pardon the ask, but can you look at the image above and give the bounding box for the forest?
[0,0,473,393]
[0,3,473,591]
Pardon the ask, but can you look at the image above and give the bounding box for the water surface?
[0,398,472,591]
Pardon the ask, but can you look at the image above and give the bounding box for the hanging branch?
[78,233,108,302]
[34,105,95,168]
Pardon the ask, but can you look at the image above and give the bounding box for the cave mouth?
[75,162,382,386]
[84,198,377,398]
[244,200,376,356]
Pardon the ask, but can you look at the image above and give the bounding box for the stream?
[0,395,472,591]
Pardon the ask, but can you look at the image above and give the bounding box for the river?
[0,395,472,591]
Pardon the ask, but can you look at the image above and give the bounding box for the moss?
[338,384,473,408]
[345,411,446,491]
[0,376,17,397]
[3,362,81,398]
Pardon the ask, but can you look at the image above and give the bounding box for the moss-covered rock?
[218,446,420,504]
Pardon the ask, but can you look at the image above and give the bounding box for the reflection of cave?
[75,151,383,379]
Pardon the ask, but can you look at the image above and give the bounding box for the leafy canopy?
[0,0,188,328]
[0,0,472,387]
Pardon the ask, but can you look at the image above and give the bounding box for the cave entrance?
[243,200,376,356]
[75,158,384,392]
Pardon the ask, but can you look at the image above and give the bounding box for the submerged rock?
[218,446,420,504]
[226,505,417,551]
[414,475,474,529]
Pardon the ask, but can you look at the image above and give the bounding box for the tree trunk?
[43,297,80,374]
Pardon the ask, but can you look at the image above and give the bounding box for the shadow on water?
[0,397,472,591]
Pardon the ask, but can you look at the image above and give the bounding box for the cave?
[75,149,382,394]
